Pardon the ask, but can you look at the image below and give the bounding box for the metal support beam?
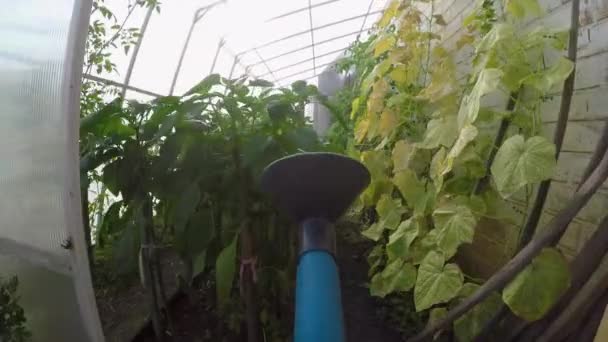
[275,61,335,83]
[307,0,317,76]
[120,4,154,99]
[209,38,226,74]
[248,27,373,66]
[240,10,382,53]
[84,74,164,98]
[258,47,348,78]
[359,0,375,38]
[266,0,340,22]
[254,49,277,82]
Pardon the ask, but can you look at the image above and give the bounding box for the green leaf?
[216,234,239,309]
[457,69,502,128]
[378,0,399,28]
[414,251,464,311]
[393,169,425,209]
[417,116,459,149]
[442,124,479,176]
[506,0,542,18]
[430,148,447,191]
[249,79,274,87]
[370,259,417,298]
[374,35,396,57]
[193,250,207,276]
[433,203,477,258]
[523,57,574,93]
[376,194,405,230]
[409,230,439,265]
[362,222,385,241]
[454,283,503,342]
[503,248,571,321]
[491,135,556,197]
[391,140,413,172]
[185,74,221,95]
[387,218,421,260]
[173,185,201,234]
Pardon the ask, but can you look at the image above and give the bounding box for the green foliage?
[453,283,502,342]
[414,251,463,312]
[216,234,238,310]
[328,0,572,337]
[502,248,571,321]
[491,135,556,197]
[0,276,30,342]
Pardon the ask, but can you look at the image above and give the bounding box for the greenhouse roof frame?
[100,0,388,98]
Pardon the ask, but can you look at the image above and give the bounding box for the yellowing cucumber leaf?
[374,35,397,57]
[456,34,475,50]
[506,0,542,18]
[491,135,556,198]
[442,124,479,176]
[454,283,503,342]
[378,0,400,28]
[523,57,574,93]
[417,116,458,149]
[376,194,406,230]
[393,169,425,208]
[414,251,464,311]
[430,147,447,192]
[387,218,421,260]
[379,108,399,138]
[355,116,370,143]
[392,140,413,172]
[389,64,409,84]
[368,78,389,115]
[457,68,503,128]
[503,248,571,321]
[370,259,417,297]
[433,203,477,258]
[362,150,390,180]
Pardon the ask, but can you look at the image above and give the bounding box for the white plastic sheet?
[0,0,103,340]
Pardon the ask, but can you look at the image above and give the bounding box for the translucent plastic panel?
[0,0,102,340]
[0,255,89,341]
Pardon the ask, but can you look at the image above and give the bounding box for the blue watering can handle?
[294,250,345,342]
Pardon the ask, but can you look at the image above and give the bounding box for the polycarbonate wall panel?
[0,0,103,340]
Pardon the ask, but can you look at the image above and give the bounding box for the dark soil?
[128,221,410,342]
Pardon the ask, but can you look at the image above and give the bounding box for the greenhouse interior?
[2,0,608,341]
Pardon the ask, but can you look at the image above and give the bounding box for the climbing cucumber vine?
[335,0,576,338]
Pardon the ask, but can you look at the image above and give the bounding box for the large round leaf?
[502,248,571,321]
[433,203,477,258]
[491,135,556,198]
[370,259,417,298]
[414,251,464,311]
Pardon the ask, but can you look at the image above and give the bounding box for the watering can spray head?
[261,152,370,342]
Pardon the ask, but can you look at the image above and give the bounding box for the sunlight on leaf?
[433,203,477,258]
[414,251,464,311]
[506,0,542,18]
[491,135,556,198]
[374,35,397,57]
[378,0,400,28]
[457,69,502,128]
[417,116,458,149]
[391,140,413,172]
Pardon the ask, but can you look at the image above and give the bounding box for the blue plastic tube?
[294,250,345,342]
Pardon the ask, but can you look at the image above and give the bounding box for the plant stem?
[142,196,164,341]
[409,147,608,342]
[473,92,517,195]
[517,0,580,249]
